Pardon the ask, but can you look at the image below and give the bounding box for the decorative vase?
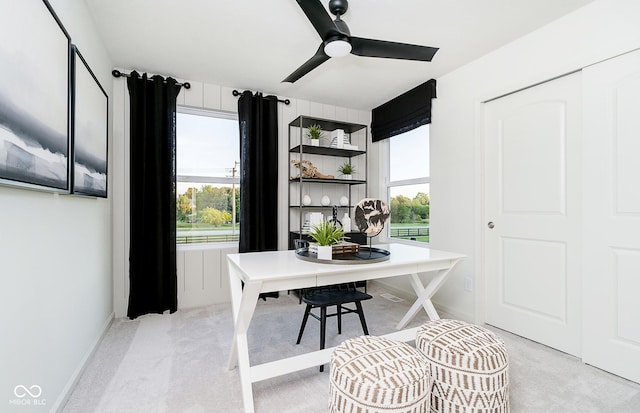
[302,195,312,206]
[342,213,351,232]
[317,245,332,260]
[339,196,349,206]
[321,195,331,206]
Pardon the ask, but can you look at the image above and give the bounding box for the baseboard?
[370,279,417,302]
[370,280,475,323]
[53,311,115,413]
[430,300,475,323]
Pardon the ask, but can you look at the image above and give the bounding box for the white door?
[484,73,582,356]
[582,49,640,383]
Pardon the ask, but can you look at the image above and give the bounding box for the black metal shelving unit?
[288,115,368,249]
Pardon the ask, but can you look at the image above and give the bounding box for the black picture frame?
[0,0,71,191]
[71,45,108,198]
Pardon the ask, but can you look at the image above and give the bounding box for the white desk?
[226,243,465,413]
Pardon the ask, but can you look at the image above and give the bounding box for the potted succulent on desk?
[306,124,324,146]
[338,162,355,179]
[308,220,344,260]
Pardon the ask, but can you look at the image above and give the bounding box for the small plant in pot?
[308,220,344,260]
[306,124,323,146]
[338,162,355,179]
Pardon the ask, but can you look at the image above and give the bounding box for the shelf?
[289,178,366,185]
[289,115,366,134]
[290,230,364,236]
[289,205,353,208]
[289,145,365,157]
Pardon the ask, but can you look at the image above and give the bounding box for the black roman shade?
[371,79,437,142]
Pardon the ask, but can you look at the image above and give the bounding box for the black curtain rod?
[112,69,191,89]
[232,89,290,105]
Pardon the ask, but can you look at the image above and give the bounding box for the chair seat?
[297,284,373,372]
[303,289,372,306]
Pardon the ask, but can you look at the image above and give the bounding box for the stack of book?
[329,129,357,150]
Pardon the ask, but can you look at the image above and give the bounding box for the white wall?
[0,0,113,411]
[429,0,640,321]
[111,79,372,316]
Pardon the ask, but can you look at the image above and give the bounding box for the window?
[386,125,430,243]
[176,107,240,244]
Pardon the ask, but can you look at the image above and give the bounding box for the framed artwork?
[0,0,70,190]
[71,46,108,197]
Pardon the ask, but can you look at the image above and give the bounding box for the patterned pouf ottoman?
[329,335,431,413]
[415,320,509,413]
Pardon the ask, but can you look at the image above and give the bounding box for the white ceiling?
[85,0,595,110]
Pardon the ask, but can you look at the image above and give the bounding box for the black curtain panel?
[237,91,279,254]
[371,79,437,142]
[127,71,182,319]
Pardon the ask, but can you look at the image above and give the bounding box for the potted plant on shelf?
[307,220,344,260]
[306,124,323,146]
[338,162,355,179]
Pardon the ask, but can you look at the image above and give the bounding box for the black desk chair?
[295,283,372,372]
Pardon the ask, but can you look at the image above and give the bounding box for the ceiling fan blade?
[295,0,342,39]
[282,43,331,83]
[350,37,439,61]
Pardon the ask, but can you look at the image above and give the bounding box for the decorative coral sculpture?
[291,159,334,179]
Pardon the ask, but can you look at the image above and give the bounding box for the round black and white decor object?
[354,198,390,237]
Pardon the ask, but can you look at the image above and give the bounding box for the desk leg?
[227,268,243,369]
[237,333,254,413]
[227,275,262,369]
[227,264,262,413]
[396,261,461,329]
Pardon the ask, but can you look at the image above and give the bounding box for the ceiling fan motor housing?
[332,19,350,36]
[329,0,348,16]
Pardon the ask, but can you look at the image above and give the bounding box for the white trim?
[54,312,115,412]
[177,242,238,251]
[177,175,239,185]
[474,99,486,326]
[177,105,237,120]
[388,177,432,187]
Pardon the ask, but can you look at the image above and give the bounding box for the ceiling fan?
[283,0,439,83]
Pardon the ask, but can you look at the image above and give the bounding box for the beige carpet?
[63,283,640,412]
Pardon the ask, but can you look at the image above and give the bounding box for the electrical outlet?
[464,276,473,292]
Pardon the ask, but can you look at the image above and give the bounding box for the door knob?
[487,222,495,229]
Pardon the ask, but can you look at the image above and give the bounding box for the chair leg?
[337,304,342,335]
[296,304,312,344]
[320,306,327,372]
[355,301,369,335]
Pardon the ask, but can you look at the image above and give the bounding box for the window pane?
[388,183,430,243]
[177,112,239,178]
[176,182,240,244]
[389,125,429,182]
[176,109,240,244]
